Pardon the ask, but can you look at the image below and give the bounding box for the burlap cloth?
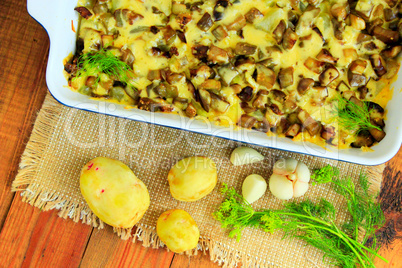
[12,93,384,268]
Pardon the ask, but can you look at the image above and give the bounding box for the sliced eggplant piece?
[213,0,229,21]
[298,110,321,136]
[269,103,284,115]
[147,69,162,81]
[252,89,269,109]
[350,14,366,30]
[207,45,229,64]
[283,28,298,50]
[319,65,339,86]
[331,18,343,40]
[330,3,349,21]
[197,12,213,31]
[234,42,257,55]
[298,78,314,95]
[321,126,336,143]
[372,26,399,44]
[210,93,230,113]
[200,79,221,91]
[198,88,212,112]
[369,127,386,142]
[278,67,294,88]
[237,86,253,102]
[255,64,276,89]
[316,49,338,64]
[271,89,287,103]
[369,55,387,77]
[384,8,398,21]
[285,123,301,137]
[176,13,192,28]
[218,64,239,86]
[75,6,93,19]
[349,59,367,74]
[238,114,257,129]
[304,57,325,74]
[192,45,209,60]
[358,86,368,99]
[348,72,367,87]
[273,20,286,44]
[212,25,228,41]
[245,8,263,23]
[121,47,135,67]
[241,101,257,113]
[226,15,247,31]
[381,45,402,58]
[185,103,197,118]
[351,131,374,148]
[254,119,270,133]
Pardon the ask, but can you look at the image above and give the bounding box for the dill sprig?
[76,49,134,86]
[313,166,385,248]
[214,167,388,268]
[333,96,381,133]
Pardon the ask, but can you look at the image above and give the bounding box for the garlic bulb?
[230,147,264,166]
[269,158,311,200]
[242,174,267,204]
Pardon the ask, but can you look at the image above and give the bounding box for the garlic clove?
[273,158,298,175]
[295,162,311,183]
[242,174,267,204]
[269,174,294,200]
[293,181,309,198]
[230,147,264,166]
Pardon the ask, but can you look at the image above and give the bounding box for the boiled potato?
[168,156,217,202]
[80,157,150,228]
[157,209,200,253]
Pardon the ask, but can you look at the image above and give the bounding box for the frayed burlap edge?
[11,94,386,268]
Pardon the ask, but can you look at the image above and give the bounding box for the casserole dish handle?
[27,0,58,35]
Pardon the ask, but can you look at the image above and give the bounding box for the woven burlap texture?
[12,94,384,268]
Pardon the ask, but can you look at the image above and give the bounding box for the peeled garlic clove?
[230,147,264,166]
[293,181,309,198]
[295,162,311,183]
[242,174,267,204]
[273,158,298,175]
[269,174,293,200]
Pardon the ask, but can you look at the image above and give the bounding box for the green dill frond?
[312,165,340,185]
[214,170,388,267]
[332,95,381,134]
[76,49,134,87]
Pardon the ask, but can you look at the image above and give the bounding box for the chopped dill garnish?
[333,95,381,134]
[214,166,388,268]
[76,49,134,87]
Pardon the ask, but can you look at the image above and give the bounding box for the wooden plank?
[21,210,92,268]
[0,194,92,268]
[375,146,402,267]
[0,195,42,267]
[171,252,220,268]
[0,0,49,229]
[80,226,174,268]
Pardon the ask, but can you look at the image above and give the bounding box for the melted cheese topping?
[68,0,400,149]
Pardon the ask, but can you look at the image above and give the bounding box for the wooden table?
[0,1,401,267]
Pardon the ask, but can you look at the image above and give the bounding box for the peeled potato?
[157,209,200,253]
[80,157,150,228]
[168,156,217,202]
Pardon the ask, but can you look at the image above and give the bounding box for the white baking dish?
[27,0,402,165]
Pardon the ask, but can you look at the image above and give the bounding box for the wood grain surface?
[0,1,401,267]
